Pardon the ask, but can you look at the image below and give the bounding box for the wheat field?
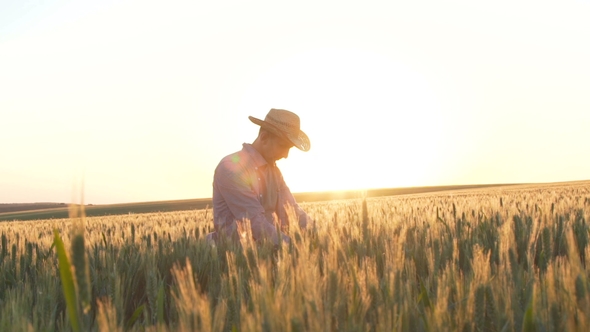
[0,181,589,331]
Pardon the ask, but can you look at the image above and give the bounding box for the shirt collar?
[242,143,273,168]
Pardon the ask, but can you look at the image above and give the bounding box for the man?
[209,108,313,245]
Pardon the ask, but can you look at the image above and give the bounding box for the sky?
[1,0,589,204]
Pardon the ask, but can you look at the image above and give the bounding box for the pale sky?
[1,0,589,204]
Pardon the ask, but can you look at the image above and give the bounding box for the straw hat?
[249,109,310,152]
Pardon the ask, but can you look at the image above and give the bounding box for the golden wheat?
[0,181,588,331]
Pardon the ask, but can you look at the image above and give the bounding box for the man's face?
[263,132,294,162]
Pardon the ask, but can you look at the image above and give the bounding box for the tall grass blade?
[157,282,165,325]
[522,292,535,332]
[53,229,81,332]
[126,304,145,330]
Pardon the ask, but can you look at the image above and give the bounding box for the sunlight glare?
[237,48,446,193]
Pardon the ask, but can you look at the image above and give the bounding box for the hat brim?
[249,116,310,152]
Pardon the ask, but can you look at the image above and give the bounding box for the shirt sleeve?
[213,160,279,243]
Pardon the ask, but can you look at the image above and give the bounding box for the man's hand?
[281,233,291,245]
[298,213,315,230]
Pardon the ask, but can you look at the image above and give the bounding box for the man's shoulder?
[218,149,248,166]
[215,147,253,174]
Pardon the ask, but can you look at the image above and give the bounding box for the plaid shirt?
[212,143,309,243]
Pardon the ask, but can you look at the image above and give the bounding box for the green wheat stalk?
[53,229,81,332]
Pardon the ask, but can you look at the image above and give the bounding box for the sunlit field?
[1,181,589,331]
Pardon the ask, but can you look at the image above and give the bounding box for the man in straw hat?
[207,108,313,246]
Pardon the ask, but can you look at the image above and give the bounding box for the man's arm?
[277,170,313,230]
[214,161,279,243]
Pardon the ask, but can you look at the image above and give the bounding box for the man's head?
[248,109,310,152]
[253,127,294,162]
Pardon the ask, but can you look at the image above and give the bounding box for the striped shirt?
[212,143,309,243]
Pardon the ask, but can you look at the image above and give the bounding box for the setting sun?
[237,48,447,193]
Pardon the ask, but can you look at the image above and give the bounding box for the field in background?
[0,183,518,222]
[0,181,589,331]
